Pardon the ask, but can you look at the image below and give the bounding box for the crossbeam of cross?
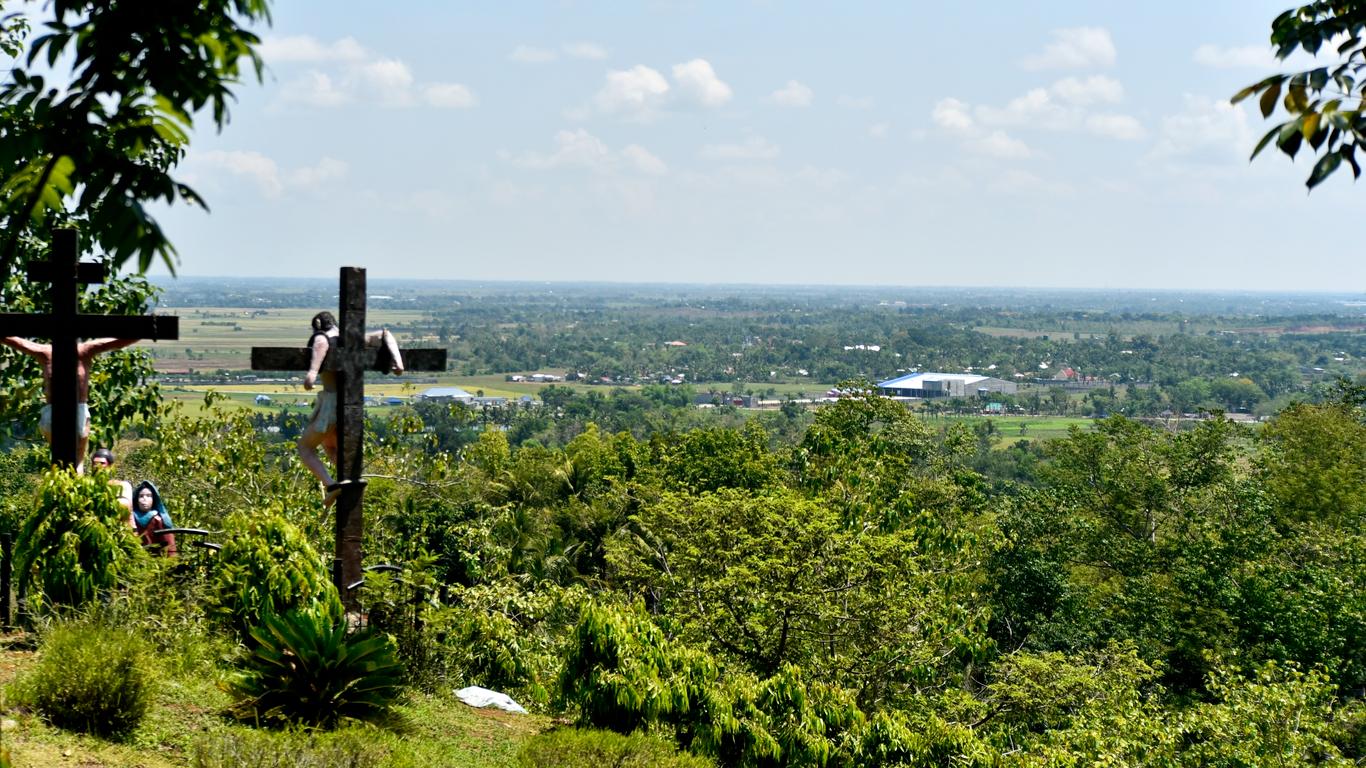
[250,267,446,607]
[0,229,178,468]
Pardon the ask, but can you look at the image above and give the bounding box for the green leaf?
[1260,82,1282,117]
[1230,84,1261,105]
[1341,144,1360,179]
[1277,122,1304,157]
[1306,151,1341,189]
[1285,84,1309,112]
[1302,111,1322,140]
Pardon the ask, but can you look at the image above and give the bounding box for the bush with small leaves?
[15,467,143,611]
[209,507,341,640]
[227,607,405,729]
[13,619,152,738]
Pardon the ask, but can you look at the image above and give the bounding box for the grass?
[919,414,1094,446]
[0,634,550,768]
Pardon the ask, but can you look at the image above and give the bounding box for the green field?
[142,307,434,372]
[919,414,1093,445]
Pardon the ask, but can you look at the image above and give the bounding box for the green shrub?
[209,507,341,639]
[15,467,143,610]
[227,607,405,729]
[13,619,152,738]
[559,603,874,767]
[191,728,384,768]
[77,561,234,683]
[441,581,586,707]
[518,728,715,768]
[559,602,719,735]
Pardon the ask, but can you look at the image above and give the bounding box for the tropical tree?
[0,0,273,445]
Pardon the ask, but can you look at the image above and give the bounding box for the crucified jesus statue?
[2,336,139,473]
[299,311,404,506]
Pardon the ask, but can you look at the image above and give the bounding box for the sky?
[84,2,1366,290]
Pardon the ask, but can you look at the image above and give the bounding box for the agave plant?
[228,607,405,729]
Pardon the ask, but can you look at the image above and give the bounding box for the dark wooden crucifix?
[250,267,446,608]
[0,229,178,468]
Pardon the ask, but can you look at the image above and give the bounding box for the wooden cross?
[250,267,446,608]
[0,229,178,468]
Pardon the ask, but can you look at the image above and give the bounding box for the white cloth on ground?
[455,686,528,714]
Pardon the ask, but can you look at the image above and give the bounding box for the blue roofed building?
[876,372,1017,399]
[420,386,476,403]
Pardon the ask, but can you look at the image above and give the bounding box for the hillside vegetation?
[0,381,1360,766]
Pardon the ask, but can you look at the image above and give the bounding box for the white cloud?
[1051,75,1123,105]
[279,71,351,108]
[1193,44,1277,70]
[357,58,415,105]
[260,35,368,63]
[868,122,890,139]
[563,41,608,60]
[971,131,1032,159]
[195,151,348,198]
[1194,36,1340,70]
[932,98,975,132]
[423,83,477,108]
[199,150,283,197]
[976,77,1123,128]
[595,65,670,117]
[1085,113,1146,141]
[510,44,557,63]
[700,136,780,160]
[512,129,611,171]
[768,80,813,107]
[934,97,1033,157]
[1022,27,1117,70]
[285,157,348,188]
[508,130,666,175]
[672,59,733,107]
[267,36,476,110]
[944,75,1135,144]
[976,88,1071,129]
[622,144,668,174]
[1149,94,1254,167]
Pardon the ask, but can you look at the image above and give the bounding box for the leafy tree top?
[1235,1,1366,188]
[0,0,271,275]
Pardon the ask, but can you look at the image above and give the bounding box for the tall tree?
[0,0,271,443]
[0,0,271,275]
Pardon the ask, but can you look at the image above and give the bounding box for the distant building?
[421,386,475,403]
[876,372,1017,398]
[693,392,762,408]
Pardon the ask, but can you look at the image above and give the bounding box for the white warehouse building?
[876,372,1018,399]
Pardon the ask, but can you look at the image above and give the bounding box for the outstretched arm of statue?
[2,336,51,360]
